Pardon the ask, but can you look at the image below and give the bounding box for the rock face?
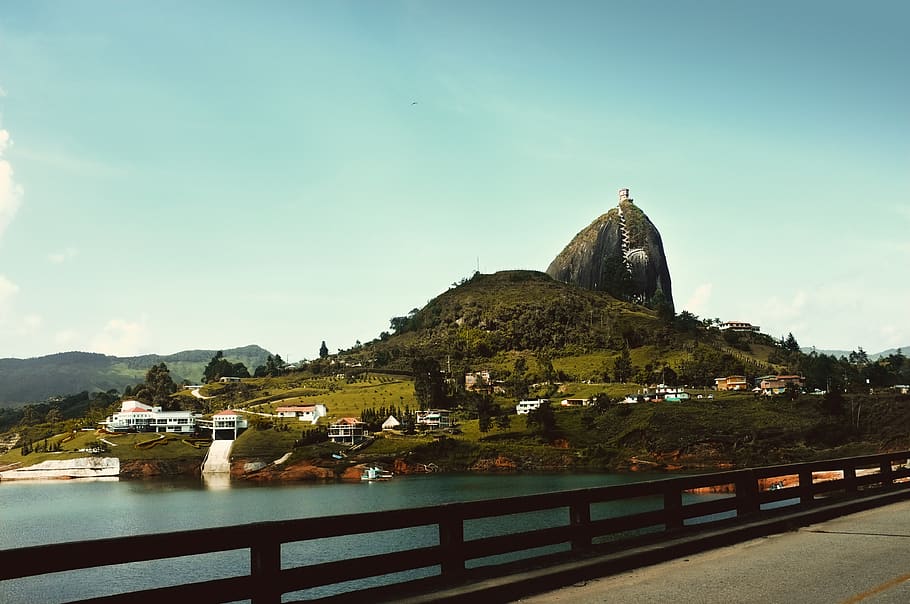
[546,190,673,310]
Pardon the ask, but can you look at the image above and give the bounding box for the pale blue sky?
[0,1,908,361]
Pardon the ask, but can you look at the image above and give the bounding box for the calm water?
[0,473,684,603]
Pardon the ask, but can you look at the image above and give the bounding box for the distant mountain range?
[800,346,908,361]
[0,345,272,407]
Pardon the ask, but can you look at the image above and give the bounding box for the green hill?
[4,270,908,474]
[335,270,784,388]
[0,345,272,407]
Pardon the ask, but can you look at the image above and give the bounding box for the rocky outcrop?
[231,457,337,482]
[546,192,673,310]
[468,455,519,472]
[119,459,200,478]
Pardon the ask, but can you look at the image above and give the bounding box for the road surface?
[515,500,910,604]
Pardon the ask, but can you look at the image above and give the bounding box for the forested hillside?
[0,345,271,406]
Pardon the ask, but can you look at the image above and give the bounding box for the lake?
[0,472,678,602]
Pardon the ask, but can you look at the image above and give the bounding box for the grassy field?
[0,430,209,467]
[244,375,418,419]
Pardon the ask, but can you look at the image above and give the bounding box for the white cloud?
[0,86,6,97]
[91,316,151,356]
[683,283,713,315]
[0,274,19,306]
[48,247,78,264]
[0,127,24,240]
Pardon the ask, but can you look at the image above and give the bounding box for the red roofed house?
[715,375,749,391]
[758,375,805,396]
[211,409,248,440]
[328,417,368,445]
[275,404,328,424]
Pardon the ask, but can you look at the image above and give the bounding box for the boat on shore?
[360,466,393,481]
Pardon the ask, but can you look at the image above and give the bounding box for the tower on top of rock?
[618,188,630,202]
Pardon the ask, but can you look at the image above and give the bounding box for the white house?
[328,417,368,445]
[381,415,401,431]
[516,399,548,414]
[100,400,199,434]
[211,409,248,439]
[720,321,760,332]
[195,409,249,440]
[415,409,454,430]
[275,404,328,424]
[560,398,590,407]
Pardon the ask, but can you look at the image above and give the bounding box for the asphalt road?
[514,500,910,604]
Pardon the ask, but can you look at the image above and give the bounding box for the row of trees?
[360,405,415,432]
[202,351,250,383]
[799,348,910,392]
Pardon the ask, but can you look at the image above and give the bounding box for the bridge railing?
[2,450,909,603]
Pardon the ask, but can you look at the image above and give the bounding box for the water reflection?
[202,472,232,490]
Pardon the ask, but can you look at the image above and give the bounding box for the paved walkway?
[515,500,910,604]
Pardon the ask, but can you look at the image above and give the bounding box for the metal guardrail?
[2,451,910,603]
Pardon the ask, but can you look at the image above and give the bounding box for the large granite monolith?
[546,188,674,310]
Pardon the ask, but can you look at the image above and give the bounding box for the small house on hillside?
[516,399,548,414]
[465,371,491,391]
[757,375,805,396]
[560,398,590,407]
[720,321,760,332]
[415,409,454,430]
[328,417,368,445]
[275,404,327,424]
[381,415,401,431]
[211,409,248,440]
[715,375,749,391]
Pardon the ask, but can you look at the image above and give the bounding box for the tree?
[412,357,446,410]
[849,348,869,366]
[613,347,634,383]
[133,363,178,410]
[783,332,800,352]
[650,291,675,324]
[508,358,530,399]
[526,402,556,438]
[675,311,700,334]
[477,398,494,433]
[319,341,329,359]
[202,351,225,383]
[202,351,249,383]
[45,406,63,424]
[494,413,512,431]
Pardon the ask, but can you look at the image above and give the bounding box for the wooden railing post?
[664,486,683,531]
[735,470,760,517]
[880,457,894,487]
[439,515,465,577]
[799,468,814,505]
[570,499,592,550]
[250,541,282,604]
[844,464,858,494]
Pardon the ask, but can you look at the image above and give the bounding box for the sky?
[0,1,908,361]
